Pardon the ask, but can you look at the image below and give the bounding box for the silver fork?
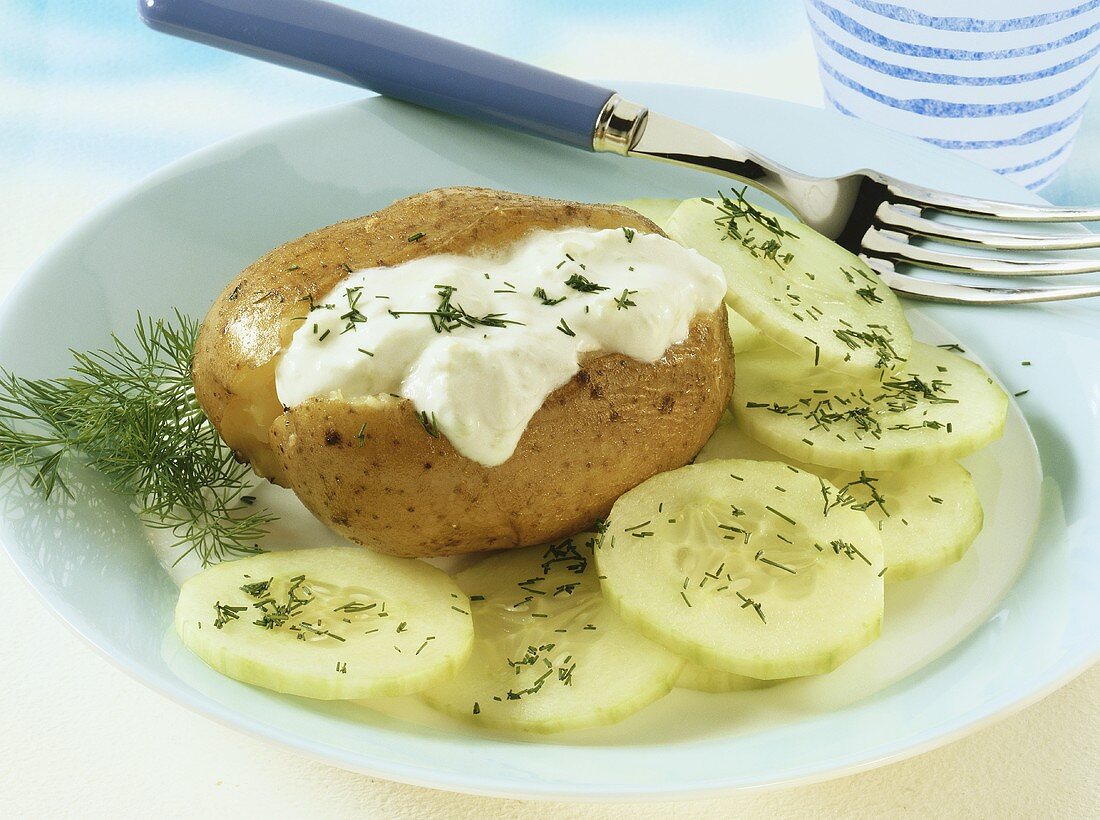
[141,0,1100,304]
[595,97,1100,305]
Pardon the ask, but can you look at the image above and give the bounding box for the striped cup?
[804,0,1100,189]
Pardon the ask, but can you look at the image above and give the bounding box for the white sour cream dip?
[276,227,727,466]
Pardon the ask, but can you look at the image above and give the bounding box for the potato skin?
[192,186,734,557]
[192,187,670,483]
[270,308,733,557]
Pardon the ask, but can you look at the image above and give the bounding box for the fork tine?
[886,179,1100,223]
[864,258,1100,304]
[876,203,1100,252]
[861,228,1100,276]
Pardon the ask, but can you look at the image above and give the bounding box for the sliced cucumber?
[175,548,474,699]
[597,460,884,679]
[616,197,682,228]
[831,462,983,582]
[697,416,812,467]
[421,535,683,733]
[733,340,1008,471]
[698,421,984,581]
[676,662,771,693]
[726,305,766,353]
[665,195,912,377]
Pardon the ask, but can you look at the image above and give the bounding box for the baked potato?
[193,186,734,557]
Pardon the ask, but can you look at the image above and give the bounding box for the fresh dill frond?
[0,311,276,566]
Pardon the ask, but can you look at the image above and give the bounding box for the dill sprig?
[0,311,275,566]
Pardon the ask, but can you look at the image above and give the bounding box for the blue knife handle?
[138,0,615,150]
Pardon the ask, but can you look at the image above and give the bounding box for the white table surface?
[0,2,1096,816]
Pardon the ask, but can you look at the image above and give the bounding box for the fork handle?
[138,0,615,150]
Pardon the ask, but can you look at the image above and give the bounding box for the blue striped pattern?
[806,0,1100,188]
[807,0,1100,61]
[848,0,1100,32]
[820,60,1098,117]
[809,19,1100,86]
[824,93,1090,148]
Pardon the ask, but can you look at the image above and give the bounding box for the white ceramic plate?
[0,83,1097,799]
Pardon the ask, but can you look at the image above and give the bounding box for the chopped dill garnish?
[302,293,335,312]
[532,287,566,306]
[390,284,523,333]
[339,286,368,334]
[333,601,376,613]
[541,537,588,575]
[239,578,272,599]
[564,273,608,293]
[417,410,440,438]
[711,187,798,268]
[833,326,901,369]
[213,602,246,629]
[764,505,797,526]
[755,551,796,574]
[856,286,882,304]
[736,591,766,623]
[614,289,639,310]
[829,539,871,566]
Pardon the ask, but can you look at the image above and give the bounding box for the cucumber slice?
[732,340,1007,471]
[698,417,812,467]
[597,460,884,679]
[175,548,474,699]
[676,662,771,693]
[726,305,766,353]
[616,197,682,228]
[421,535,683,733]
[831,462,984,582]
[665,195,912,377]
[698,421,985,580]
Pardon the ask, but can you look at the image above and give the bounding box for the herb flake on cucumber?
[697,421,985,582]
[665,193,913,377]
[732,341,1008,471]
[421,534,683,733]
[597,460,884,680]
[175,547,474,699]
